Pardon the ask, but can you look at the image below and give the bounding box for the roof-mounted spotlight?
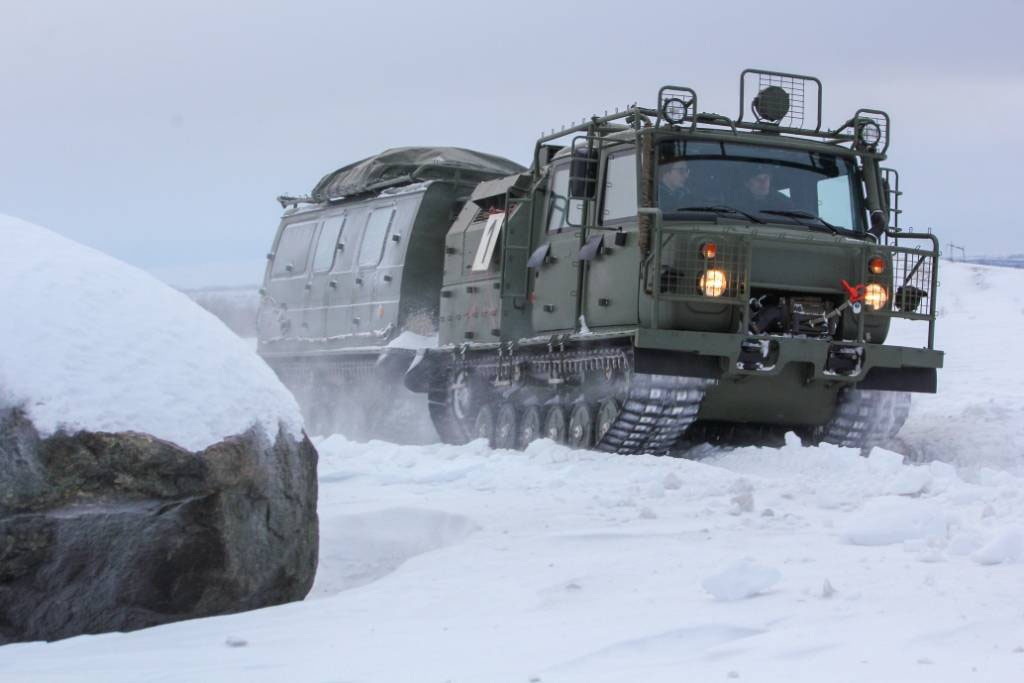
[752,85,790,123]
[857,119,882,148]
[661,96,692,125]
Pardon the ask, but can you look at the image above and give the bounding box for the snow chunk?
[702,559,782,601]
[867,447,905,476]
[841,496,951,546]
[729,478,755,514]
[948,531,985,556]
[884,467,933,496]
[0,214,303,451]
[972,527,1024,565]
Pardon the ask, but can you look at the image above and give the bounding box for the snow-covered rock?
[0,214,302,451]
[0,216,317,644]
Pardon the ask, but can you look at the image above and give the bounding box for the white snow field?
[0,214,302,450]
[3,260,1024,682]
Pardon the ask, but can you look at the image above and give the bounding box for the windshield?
[657,139,865,232]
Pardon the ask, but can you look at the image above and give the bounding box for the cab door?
[306,212,348,339]
[263,218,319,340]
[583,147,640,328]
[531,163,583,333]
[323,205,366,340]
[351,204,397,335]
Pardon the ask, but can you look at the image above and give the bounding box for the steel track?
[595,374,713,454]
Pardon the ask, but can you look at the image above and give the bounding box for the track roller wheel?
[494,402,518,450]
[518,405,542,450]
[594,398,620,445]
[543,405,567,444]
[568,402,595,450]
[450,369,478,424]
[473,405,495,445]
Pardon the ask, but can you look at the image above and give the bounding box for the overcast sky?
[2,0,1022,286]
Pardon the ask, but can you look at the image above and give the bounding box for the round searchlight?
[752,86,790,123]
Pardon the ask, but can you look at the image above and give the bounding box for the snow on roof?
[0,214,303,451]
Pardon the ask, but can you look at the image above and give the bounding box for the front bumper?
[633,328,943,393]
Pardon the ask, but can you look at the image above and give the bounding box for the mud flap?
[858,366,937,393]
[402,349,444,393]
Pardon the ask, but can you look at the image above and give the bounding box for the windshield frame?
[653,131,868,235]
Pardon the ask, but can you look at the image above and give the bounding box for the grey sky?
[2,0,1022,286]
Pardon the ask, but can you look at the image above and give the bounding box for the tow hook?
[825,345,864,376]
[737,338,778,371]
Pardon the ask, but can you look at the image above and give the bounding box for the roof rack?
[531,68,893,169]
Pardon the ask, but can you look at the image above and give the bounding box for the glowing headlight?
[863,283,888,310]
[699,269,728,297]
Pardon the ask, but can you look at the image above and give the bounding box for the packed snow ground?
[3,262,1024,682]
[0,215,302,450]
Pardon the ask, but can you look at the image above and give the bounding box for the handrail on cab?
[884,228,940,349]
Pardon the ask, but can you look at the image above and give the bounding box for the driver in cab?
[657,160,692,212]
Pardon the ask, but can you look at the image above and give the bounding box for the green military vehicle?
[259,69,943,454]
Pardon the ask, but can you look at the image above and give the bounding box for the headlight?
[699,269,727,297]
[863,283,888,310]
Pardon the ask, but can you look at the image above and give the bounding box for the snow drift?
[0,215,317,645]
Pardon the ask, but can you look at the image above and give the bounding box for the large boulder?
[0,215,317,644]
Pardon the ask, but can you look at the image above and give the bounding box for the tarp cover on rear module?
[311,147,524,202]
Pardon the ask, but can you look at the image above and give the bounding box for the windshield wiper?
[758,209,841,235]
[674,205,765,224]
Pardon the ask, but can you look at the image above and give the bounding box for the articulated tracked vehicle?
[259,70,943,453]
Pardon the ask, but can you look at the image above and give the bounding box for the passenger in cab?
[741,164,794,212]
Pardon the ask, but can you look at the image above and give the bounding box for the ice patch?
[702,559,782,600]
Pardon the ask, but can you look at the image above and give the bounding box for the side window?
[312,215,346,273]
[357,206,395,268]
[601,151,637,223]
[546,165,584,232]
[271,221,317,278]
[817,175,855,229]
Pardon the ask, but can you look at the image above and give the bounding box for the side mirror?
[568,148,598,199]
[869,210,887,238]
